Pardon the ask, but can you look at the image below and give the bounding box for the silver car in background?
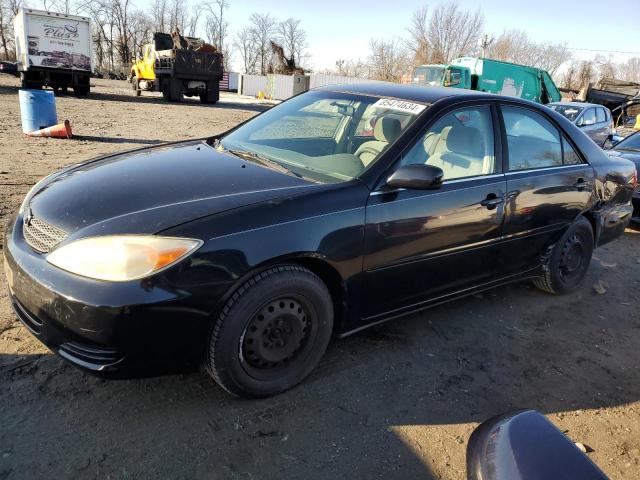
[548,102,614,147]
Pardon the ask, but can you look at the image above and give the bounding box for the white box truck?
[14,9,92,95]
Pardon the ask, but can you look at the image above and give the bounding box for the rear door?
[498,104,595,275]
[362,103,506,318]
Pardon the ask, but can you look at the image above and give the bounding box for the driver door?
[362,103,506,319]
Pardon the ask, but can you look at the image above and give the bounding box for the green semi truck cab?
[412,57,561,104]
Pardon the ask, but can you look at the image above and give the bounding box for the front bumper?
[3,214,218,377]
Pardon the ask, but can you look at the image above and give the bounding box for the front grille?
[11,296,43,335]
[59,342,123,368]
[23,216,68,253]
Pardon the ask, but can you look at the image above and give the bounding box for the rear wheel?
[533,217,594,294]
[206,265,333,398]
[73,86,89,96]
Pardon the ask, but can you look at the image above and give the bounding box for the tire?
[131,76,142,97]
[161,80,170,100]
[533,216,594,294]
[206,265,334,398]
[73,86,89,96]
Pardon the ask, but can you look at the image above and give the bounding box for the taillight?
[633,169,638,188]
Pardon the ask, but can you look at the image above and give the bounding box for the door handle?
[574,178,589,190]
[480,193,504,210]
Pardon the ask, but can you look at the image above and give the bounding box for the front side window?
[502,106,562,170]
[221,91,426,183]
[596,108,606,123]
[400,105,495,180]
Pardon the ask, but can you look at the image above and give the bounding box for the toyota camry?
[4,83,637,397]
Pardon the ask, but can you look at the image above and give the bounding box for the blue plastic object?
[18,89,58,134]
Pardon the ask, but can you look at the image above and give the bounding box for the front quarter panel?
[160,181,370,332]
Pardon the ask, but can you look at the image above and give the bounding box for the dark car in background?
[607,130,640,227]
[4,83,637,397]
[548,102,614,147]
[0,61,18,76]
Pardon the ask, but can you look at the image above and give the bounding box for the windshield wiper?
[616,146,640,152]
[228,149,303,178]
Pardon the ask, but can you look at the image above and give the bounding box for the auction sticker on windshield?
[372,98,427,115]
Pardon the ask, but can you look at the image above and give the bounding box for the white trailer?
[14,8,92,95]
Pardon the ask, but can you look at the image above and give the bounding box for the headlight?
[46,235,202,282]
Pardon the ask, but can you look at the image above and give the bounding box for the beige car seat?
[427,125,489,179]
[355,116,402,167]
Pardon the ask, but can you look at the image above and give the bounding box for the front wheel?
[206,265,334,398]
[533,217,594,294]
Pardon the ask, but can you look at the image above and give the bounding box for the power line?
[567,47,640,55]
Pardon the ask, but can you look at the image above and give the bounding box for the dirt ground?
[1,75,639,480]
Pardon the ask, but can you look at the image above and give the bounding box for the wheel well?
[580,211,598,242]
[286,257,346,334]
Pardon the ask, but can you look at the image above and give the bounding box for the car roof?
[549,101,609,110]
[313,81,509,105]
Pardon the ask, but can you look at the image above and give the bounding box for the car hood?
[27,140,318,239]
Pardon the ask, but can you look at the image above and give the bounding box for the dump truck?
[412,57,561,104]
[130,32,223,103]
[13,8,92,95]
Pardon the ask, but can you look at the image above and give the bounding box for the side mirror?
[386,164,443,190]
[467,410,608,480]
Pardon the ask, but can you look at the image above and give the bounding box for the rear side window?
[502,106,562,170]
[596,108,606,123]
[562,137,583,165]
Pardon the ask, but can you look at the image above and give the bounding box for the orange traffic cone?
[27,120,72,139]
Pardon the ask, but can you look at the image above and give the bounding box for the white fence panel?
[309,74,379,89]
[240,74,268,97]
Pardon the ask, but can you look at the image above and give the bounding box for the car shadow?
[1,235,638,479]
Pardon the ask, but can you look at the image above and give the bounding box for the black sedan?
[4,84,637,397]
[606,130,640,227]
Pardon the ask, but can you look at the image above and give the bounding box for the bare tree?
[234,25,258,74]
[248,12,276,75]
[335,58,367,78]
[0,0,23,59]
[277,17,307,69]
[149,0,168,32]
[427,3,483,64]
[367,38,410,82]
[486,29,570,75]
[204,0,230,69]
[406,5,429,65]
[619,57,640,83]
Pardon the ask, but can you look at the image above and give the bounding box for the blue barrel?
[18,89,58,134]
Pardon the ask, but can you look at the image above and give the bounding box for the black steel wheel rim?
[240,297,314,379]
[559,234,585,281]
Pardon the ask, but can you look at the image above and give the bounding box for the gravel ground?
[1,76,639,480]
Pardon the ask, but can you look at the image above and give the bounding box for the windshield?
[413,66,445,86]
[220,91,427,183]
[548,104,584,122]
[613,132,640,151]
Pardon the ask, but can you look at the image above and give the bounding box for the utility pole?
[480,34,494,58]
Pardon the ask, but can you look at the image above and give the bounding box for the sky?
[150,0,640,72]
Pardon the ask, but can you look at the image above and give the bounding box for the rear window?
[549,104,583,121]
